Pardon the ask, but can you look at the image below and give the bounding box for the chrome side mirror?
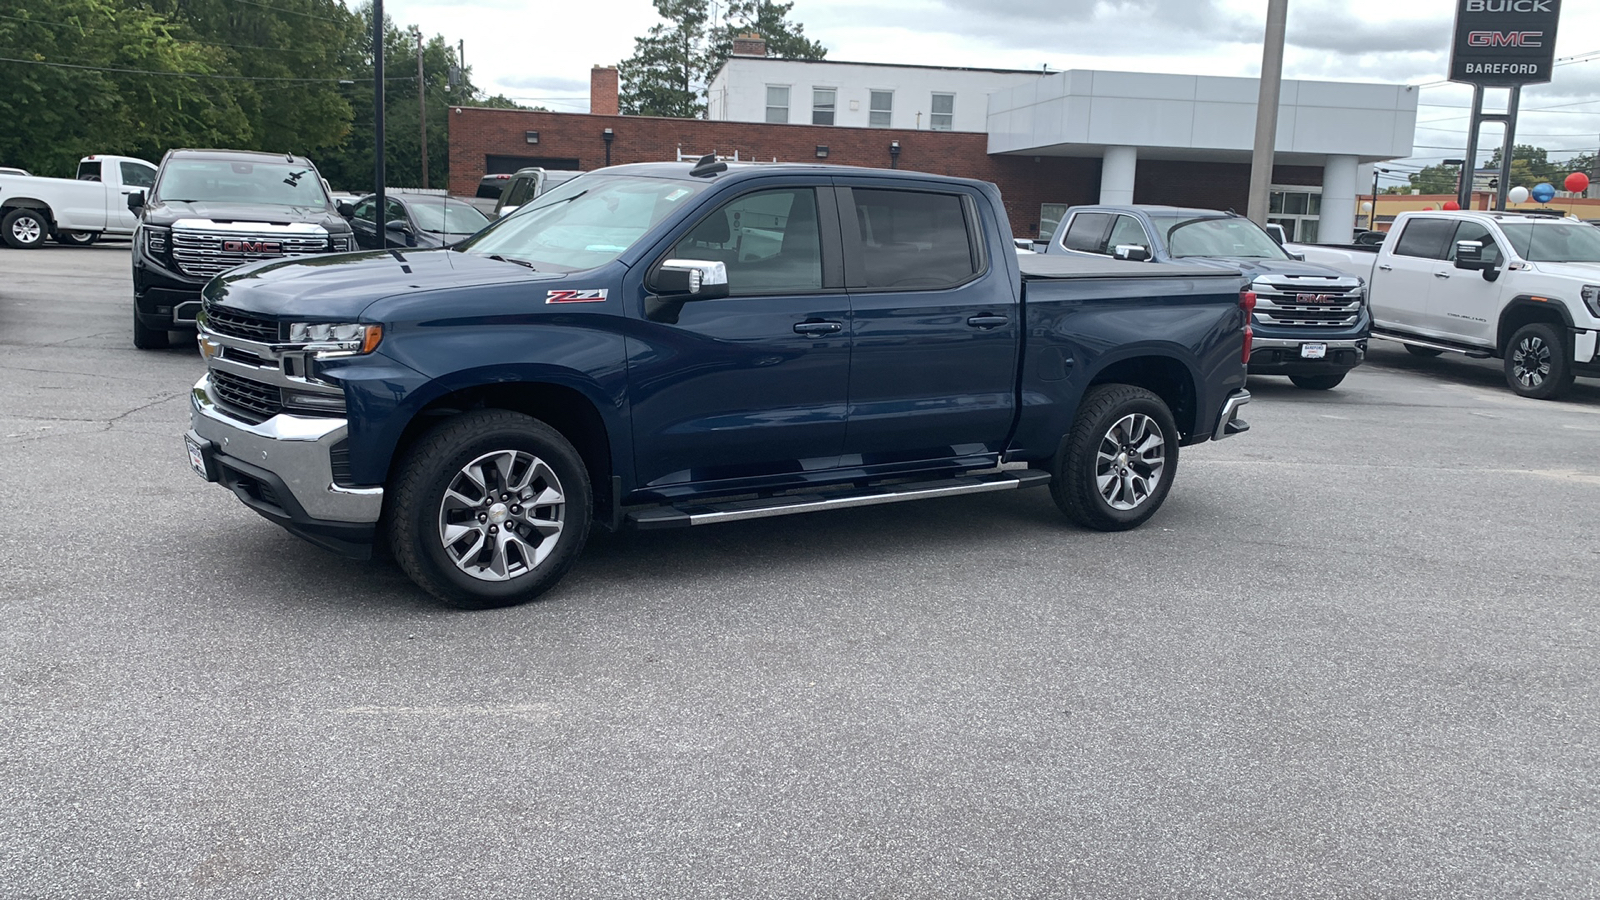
[655,259,730,300]
[1112,244,1151,262]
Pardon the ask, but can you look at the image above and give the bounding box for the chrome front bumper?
[189,374,382,524]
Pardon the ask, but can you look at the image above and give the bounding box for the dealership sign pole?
[1450,0,1562,211]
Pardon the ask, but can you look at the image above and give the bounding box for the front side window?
[1105,215,1149,254]
[1498,222,1600,263]
[152,159,331,208]
[1448,221,1503,265]
[852,188,979,290]
[120,161,156,189]
[766,85,790,124]
[352,198,377,223]
[670,188,822,294]
[1061,213,1112,253]
[930,93,954,131]
[812,88,836,126]
[869,90,893,128]
[1391,218,1457,260]
[459,174,705,273]
[1149,215,1288,259]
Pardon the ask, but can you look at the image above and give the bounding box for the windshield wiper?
[488,254,537,270]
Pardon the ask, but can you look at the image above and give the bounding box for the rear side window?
[852,189,980,290]
[1392,218,1456,260]
[1061,213,1112,253]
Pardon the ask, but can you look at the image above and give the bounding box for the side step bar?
[627,469,1052,530]
[1371,328,1493,359]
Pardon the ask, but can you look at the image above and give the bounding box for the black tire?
[54,230,98,246]
[1504,322,1574,400]
[387,409,591,609]
[1050,384,1179,532]
[132,306,170,349]
[1288,373,1346,390]
[2,208,49,249]
[1404,344,1444,358]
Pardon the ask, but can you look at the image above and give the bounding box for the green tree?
[618,0,826,118]
[1406,162,1462,195]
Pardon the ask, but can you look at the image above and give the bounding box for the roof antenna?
[689,152,728,178]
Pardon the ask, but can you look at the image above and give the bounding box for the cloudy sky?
[380,0,1600,185]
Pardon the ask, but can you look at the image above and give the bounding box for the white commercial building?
[706,44,1418,244]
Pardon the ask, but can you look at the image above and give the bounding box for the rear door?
[835,180,1017,466]
[1374,217,1454,332]
[625,180,853,490]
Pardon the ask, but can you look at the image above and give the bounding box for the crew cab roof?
[164,148,316,166]
[1076,205,1239,218]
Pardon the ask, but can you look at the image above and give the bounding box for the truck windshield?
[457,175,705,272]
[1149,215,1288,259]
[1497,223,1600,263]
[153,159,330,207]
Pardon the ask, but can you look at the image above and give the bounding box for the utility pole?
[373,0,385,245]
[413,26,428,190]
[1247,0,1289,226]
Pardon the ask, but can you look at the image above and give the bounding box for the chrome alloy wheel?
[1096,413,1166,511]
[10,214,41,245]
[1511,335,1552,389]
[437,450,565,582]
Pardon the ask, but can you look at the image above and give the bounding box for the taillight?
[1240,290,1255,363]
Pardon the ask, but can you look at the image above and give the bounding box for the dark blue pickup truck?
[184,159,1253,608]
[1047,205,1369,390]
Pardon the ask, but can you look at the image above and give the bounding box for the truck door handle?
[1434,271,1451,279]
[966,314,1009,329]
[1377,264,1393,271]
[793,320,843,336]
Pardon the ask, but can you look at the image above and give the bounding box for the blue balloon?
[1532,182,1556,203]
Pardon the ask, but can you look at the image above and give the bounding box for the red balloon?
[1442,201,1461,211]
[1422,206,1435,211]
[1566,172,1590,194]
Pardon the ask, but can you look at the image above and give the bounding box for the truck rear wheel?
[1051,384,1178,532]
[1289,373,1346,390]
[132,306,171,349]
[1504,322,1573,400]
[3,208,49,249]
[54,230,98,246]
[388,410,591,609]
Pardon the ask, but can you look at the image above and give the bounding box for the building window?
[1267,186,1322,242]
[812,88,836,126]
[766,85,790,124]
[869,90,893,128]
[930,93,954,131]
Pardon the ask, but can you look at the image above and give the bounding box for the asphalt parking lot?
[3,242,1598,898]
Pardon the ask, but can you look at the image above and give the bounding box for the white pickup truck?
[1294,210,1600,400]
[0,155,158,248]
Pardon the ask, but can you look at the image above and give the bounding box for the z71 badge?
[546,289,609,304]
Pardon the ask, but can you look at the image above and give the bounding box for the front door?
[1424,220,1505,347]
[835,182,1018,466]
[625,183,852,491]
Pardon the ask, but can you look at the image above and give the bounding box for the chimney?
[591,65,619,116]
[730,33,767,58]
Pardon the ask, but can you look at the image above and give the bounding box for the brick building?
[449,61,1408,243]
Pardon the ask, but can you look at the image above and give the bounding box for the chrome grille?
[1254,288,1363,328]
[210,370,282,424]
[205,307,280,343]
[172,229,330,279]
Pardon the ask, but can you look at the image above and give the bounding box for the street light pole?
[1247,0,1289,226]
[1369,167,1388,230]
[373,0,386,245]
[414,26,428,190]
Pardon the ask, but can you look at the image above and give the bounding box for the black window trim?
[835,182,989,294]
[643,181,845,300]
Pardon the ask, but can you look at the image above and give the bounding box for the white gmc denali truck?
[1296,211,1600,400]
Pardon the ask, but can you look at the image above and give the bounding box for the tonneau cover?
[1019,254,1240,281]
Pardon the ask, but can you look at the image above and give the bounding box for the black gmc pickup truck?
[185,159,1253,608]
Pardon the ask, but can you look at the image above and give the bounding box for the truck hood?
[1523,260,1600,282]
[203,248,553,320]
[1176,256,1350,279]
[144,200,350,232]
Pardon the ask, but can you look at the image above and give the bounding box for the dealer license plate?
[1300,343,1328,359]
[185,434,209,480]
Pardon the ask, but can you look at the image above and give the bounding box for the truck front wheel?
[54,230,99,246]
[1504,322,1574,400]
[388,410,592,609]
[2,208,49,249]
[1051,384,1179,532]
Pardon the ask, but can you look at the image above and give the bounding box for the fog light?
[283,389,347,413]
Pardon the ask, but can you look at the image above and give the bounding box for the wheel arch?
[1085,353,1200,439]
[1,198,55,219]
[1498,296,1573,356]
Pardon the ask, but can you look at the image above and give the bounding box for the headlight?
[143,226,169,256]
[1582,285,1600,319]
[288,322,383,356]
[330,234,353,252]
